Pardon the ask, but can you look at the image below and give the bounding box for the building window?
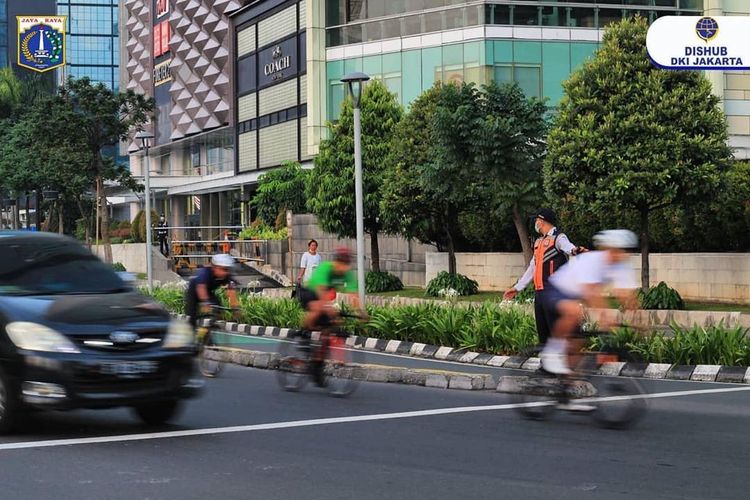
[512,6,539,26]
[513,66,541,99]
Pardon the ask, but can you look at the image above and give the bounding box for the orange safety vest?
[532,233,568,291]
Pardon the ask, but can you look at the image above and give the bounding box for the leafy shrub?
[639,281,684,310]
[145,288,750,366]
[238,220,288,241]
[365,271,403,293]
[129,209,158,243]
[513,285,535,304]
[112,262,126,272]
[426,272,479,297]
[143,286,185,314]
[75,218,88,241]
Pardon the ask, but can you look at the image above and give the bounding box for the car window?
[0,239,126,295]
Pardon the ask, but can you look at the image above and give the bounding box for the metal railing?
[155,226,272,272]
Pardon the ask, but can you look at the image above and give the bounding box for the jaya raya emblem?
[17,17,67,73]
[695,16,719,42]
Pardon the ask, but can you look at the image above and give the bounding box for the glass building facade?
[57,0,119,89]
[323,1,703,121]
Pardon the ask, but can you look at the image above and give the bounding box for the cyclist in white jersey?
[539,230,640,375]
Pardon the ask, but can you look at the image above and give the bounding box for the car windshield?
[0,239,126,296]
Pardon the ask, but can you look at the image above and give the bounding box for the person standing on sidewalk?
[156,215,170,257]
[297,239,322,285]
[503,208,586,346]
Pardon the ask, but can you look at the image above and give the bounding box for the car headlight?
[5,322,80,354]
[164,319,194,349]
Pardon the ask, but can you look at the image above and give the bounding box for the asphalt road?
[1,361,749,500]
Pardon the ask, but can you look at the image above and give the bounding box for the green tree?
[544,17,733,289]
[468,81,547,263]
[380,84,447,252]
[56,77,153,262]
[252,161,309,228]
[307,79,402,272]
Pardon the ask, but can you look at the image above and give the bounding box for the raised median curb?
[202,347,496,391]
[182,315,750,385]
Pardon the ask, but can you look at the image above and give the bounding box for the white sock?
[543,338,566,356]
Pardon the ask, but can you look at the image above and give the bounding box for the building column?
[306,0,327,156]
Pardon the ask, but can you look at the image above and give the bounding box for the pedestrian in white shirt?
[297,239,321,285]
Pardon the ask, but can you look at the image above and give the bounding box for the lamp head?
[340,72,370,108]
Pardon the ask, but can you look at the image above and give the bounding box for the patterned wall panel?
[258,79,297,116]
[238,93,257,122]
[259,121,298,168]
[123,0,154,153]
[237,26,256,57]
[258,6,297,48]
[168,0,243,140]
[238,131,257,172]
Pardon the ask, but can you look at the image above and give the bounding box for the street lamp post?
[340,72,370,305]
[135,131,155,292]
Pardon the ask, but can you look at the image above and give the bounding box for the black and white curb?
[202,348,495,391]
[179,315,750,385]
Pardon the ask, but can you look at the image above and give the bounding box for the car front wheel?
[0,368,19,434]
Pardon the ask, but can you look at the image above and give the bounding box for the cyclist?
[185,254,240,330]
[539,230,639,376]
[298,247,365,331]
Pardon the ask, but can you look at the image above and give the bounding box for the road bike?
[195,305,235,378]
[512,332,647,429]
[276,311,364,397]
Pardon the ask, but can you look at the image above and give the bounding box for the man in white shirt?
[297,239,322,285]
[539,229,640,375]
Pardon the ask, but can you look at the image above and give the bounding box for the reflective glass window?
[513,6,539,26]
[514,66,541,99]
[568,8,596,28]
[598,9,624,28]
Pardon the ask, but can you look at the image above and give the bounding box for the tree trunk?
[512,202,533,265]
[97,176,113,263]
[58,201,64,234]
[446,230,457,275]
[370,230,381,272]
[640,208,650,292]
[76,197,91,245]
[41,199,52,232]
[25,194,30,229]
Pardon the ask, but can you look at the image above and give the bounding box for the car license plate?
[99,361,158,378]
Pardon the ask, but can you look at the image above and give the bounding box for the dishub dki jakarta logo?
[670,17,743,67]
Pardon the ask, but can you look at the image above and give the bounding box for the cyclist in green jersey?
[298,247,366,330]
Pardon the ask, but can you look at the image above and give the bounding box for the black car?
[0,232,202,432]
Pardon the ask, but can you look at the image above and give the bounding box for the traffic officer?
[156,215,170,256]
[503,208,586,346]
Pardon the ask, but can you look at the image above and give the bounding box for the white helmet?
[593,229,638,249]
[211,254,235,268]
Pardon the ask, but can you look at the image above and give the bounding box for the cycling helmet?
[593,230,638,249]
[333,247,352,264]
[211,254,235,268]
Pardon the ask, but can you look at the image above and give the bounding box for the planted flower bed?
[143,287,750,366]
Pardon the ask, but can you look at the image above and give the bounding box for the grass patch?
[684,302,750,314]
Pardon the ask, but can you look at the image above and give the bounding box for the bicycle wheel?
[276,336,309,392]
[198,330,224,378]
[511,373,560,421]
[325,335,363,398]
[590,376,646,429]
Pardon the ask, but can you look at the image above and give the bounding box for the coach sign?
[258,37,297,88]
[647,16,750,70]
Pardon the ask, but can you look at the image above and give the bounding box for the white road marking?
[1,385,749,452]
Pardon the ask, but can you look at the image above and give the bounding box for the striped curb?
[174,315,750,384]
[201,348,495,391]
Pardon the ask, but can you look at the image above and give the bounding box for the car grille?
[70,330,166,352]
[72,365,173,395]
